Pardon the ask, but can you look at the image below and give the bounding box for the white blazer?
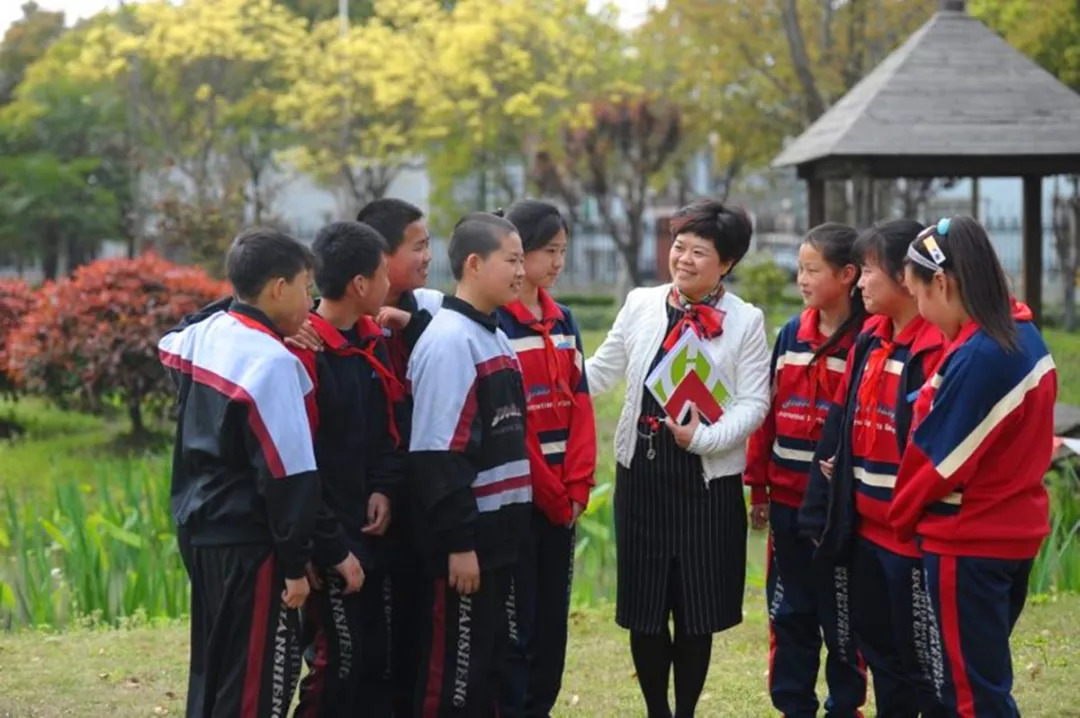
[586,283,771,482]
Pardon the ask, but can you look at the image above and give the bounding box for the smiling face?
[668,232,733,300]
[472,231,525,308]
[523,228,567,290]
[798,241,855,310]
[386,219,431,293]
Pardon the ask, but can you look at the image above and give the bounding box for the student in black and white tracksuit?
[409,213,532,717]
[159,229,364,718]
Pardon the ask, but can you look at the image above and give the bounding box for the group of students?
[746,217,1056,718]
[158,192,1056,718]
[159,199,596,718]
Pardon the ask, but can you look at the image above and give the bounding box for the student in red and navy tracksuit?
[409,213,532,717]
[799,219,947,718]
[159,229,358,718]
[891,216,1055,718]
[357,198,443,717]
[745,223,867,718]
[291,221,407,717]
[495,200,597,718]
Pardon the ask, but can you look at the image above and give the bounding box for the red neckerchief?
[662,285,726,351]
[503,289,575,421]
[796,308,854,438]
[855,314,929,454]
[308,312,405,447]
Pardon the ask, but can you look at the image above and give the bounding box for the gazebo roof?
[772,4,1080,178]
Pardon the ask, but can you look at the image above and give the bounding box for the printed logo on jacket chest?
[490,404,525,438]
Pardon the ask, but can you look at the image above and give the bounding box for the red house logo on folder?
[663,369,724,425]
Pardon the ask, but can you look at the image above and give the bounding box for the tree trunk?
[1057,175,1080,331]
[41,228,60,281]
[128,396,145,437]
[781,0,827,122]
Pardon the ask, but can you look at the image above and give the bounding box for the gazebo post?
[1022,175,1044,326]
[808,178,825,228]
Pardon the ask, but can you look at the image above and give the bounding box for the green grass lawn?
[0,398,169,494]
[0,595,1077,717]
[1046,327,1080,405]
[1,324,1078,715]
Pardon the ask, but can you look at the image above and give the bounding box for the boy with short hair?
[409,213,532,716]
[292,220,405,717]
[159,228,335,718]
[356,197,442,715]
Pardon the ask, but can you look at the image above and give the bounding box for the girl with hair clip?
[890,216,1055,718]
[494,200,597,718]
[799,219,947,718]
[744,222,868,717]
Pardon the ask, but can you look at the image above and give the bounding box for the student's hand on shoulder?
[362,492,391,536]
[285,319,324,352]
[749,503,769,530]
[664,403,701,450]
[819,456,836,480]
[377,306,412,330]
[448,551,480,596]
[282,576,311,608]
[334,552,366,594]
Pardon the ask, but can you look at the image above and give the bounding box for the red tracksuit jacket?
[889,301,1055,559]
[744,308,855,509]
[497,290,596,526]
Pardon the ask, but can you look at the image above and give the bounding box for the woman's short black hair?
[669,199,753,267]
[499,199,569,253]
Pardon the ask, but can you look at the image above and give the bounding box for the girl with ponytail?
[891,216,1056,716]
[744,222,868,716]
[799,219,948,717]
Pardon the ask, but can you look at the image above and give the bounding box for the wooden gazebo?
[772,0,1080,324]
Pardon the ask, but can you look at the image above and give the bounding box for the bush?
[553,293,616,308]
[730,255,790,316]
[0,279,35,399]
[6,254,229,436]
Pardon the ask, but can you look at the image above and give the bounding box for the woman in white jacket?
[586,199,770,718]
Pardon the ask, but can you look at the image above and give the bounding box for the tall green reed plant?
[1031,459,1080,594]
[1,456,188,630]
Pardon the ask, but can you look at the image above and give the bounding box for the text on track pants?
[766,503,866,718]
[499,509,575,718]
[851,537,947,718]
[417,566,514,718]
[179,539,303,718]
[922,552,1031,718]
[295,569,393,717]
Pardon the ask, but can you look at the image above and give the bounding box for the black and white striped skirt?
[613,431,748,635]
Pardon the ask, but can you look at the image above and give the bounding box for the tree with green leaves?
[971,0,1080,330]
[0,2,65,106]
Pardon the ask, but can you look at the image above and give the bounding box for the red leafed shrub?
[0,279,36,399]
[6,254,229,435]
